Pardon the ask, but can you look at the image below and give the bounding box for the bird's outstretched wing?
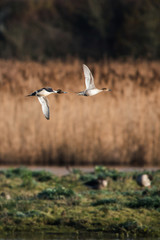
[38,96,50,120]
[83,64,95,90]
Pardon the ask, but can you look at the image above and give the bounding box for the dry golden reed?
[0,59,160,166]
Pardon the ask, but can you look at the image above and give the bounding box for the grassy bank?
[0,60,160,165]
[0,167,160,237]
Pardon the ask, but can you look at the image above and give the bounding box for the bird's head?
[101,88,112,92]
[56,89,67,94]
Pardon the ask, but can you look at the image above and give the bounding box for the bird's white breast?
[86,89,102,96]
[37,89,53,97]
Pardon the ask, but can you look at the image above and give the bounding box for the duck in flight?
[77,64,111,96]
[27,87,67,120]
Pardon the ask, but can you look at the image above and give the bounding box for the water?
[0,165,159,176]
[0,233,159,240]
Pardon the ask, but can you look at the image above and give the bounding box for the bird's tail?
[76,91,85,96]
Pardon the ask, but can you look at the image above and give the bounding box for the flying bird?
[27,87,67,120]
[76,64,111,96]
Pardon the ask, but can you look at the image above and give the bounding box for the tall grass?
[0,59,160,166]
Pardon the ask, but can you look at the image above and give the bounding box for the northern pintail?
[0,192,11,200]
[85,176,108,190]
[136,174,151,188]
[77,64,111,96]
[27,87,67,120]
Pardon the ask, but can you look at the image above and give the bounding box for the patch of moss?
[37,186,75,200]
[0,167,160,237]
[32,171,54,182]
[127,196,160,209]
[92,198,117,206]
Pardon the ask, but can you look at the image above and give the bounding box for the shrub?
[32,170,53,182]
[37,186,75,200]
[92,198,117,206]
[127,196,160,209]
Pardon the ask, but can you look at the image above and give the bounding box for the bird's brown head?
[56,89,67,94]
[101,88,112,92]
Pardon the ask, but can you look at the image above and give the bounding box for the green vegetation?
[0,0,160,60]
[0,167,160,237]
[37,187,75,200]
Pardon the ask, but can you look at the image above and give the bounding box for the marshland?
[0,59,160,166]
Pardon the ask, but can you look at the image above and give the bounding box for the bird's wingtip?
[83,64,90,72]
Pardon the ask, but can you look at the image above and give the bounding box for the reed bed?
[0,59,160,166]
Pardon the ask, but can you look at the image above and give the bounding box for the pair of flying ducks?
[27,64,111,120]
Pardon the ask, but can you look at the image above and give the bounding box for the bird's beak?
[107,89,112,92]
[66,90,76,94]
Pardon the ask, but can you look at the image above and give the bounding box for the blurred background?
[0,0,160,166]
[0,0,160,60]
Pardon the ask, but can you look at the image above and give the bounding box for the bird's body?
[36,88,54,97]
[136,174,151,188]
[27,87,62,97]
[77,64,111,96]
[77,88,104,96]
[27,87,67,120]
[85,177,108,190]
